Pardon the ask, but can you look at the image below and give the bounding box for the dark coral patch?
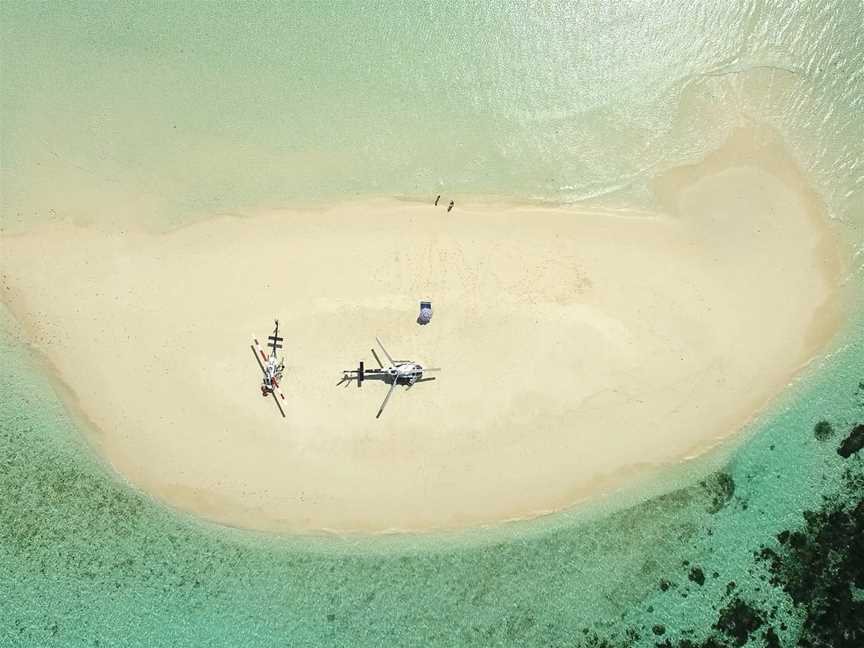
[688,567,705,587]
[763,628,781,648]
[713,597,763,646]
[813,420,834,441]
[755,464,864,648]
[700,472,736,513]
[837,423,864,458]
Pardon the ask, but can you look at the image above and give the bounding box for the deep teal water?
[2,1,864,646]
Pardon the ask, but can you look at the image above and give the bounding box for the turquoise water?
[2,300,862,646]
[2,2,864,646]
[2,301,862,647]
[2,2,862,232]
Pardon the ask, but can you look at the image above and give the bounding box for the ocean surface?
[2,2,863,646]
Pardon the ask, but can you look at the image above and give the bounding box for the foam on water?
[2,1,863,645]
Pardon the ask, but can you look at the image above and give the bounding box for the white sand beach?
[0,133,847,533]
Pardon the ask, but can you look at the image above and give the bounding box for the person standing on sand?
[447,200,454,212]
[434,195,441,206]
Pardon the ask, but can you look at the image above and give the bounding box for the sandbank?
[0,133,846,533]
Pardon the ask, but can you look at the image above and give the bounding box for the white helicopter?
[340,337,440,418]
[251,320,286,418]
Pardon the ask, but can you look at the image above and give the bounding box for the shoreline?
[0,130,851,534]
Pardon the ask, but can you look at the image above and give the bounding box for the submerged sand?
[0,133,847,533]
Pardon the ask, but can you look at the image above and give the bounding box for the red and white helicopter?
[340,337,440,419]
[251,320,286,417]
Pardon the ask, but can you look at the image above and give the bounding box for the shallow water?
[2,1,863,646]
[2,303,862,647]
[2,2,862,232]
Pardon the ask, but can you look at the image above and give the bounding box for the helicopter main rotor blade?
[250,344,267,375]
[271,390,286,418]
[422,368,442,372]
[370,348,384,369]
[253,337,269,361]
[375,336,395,366]
[376,378,398,419]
